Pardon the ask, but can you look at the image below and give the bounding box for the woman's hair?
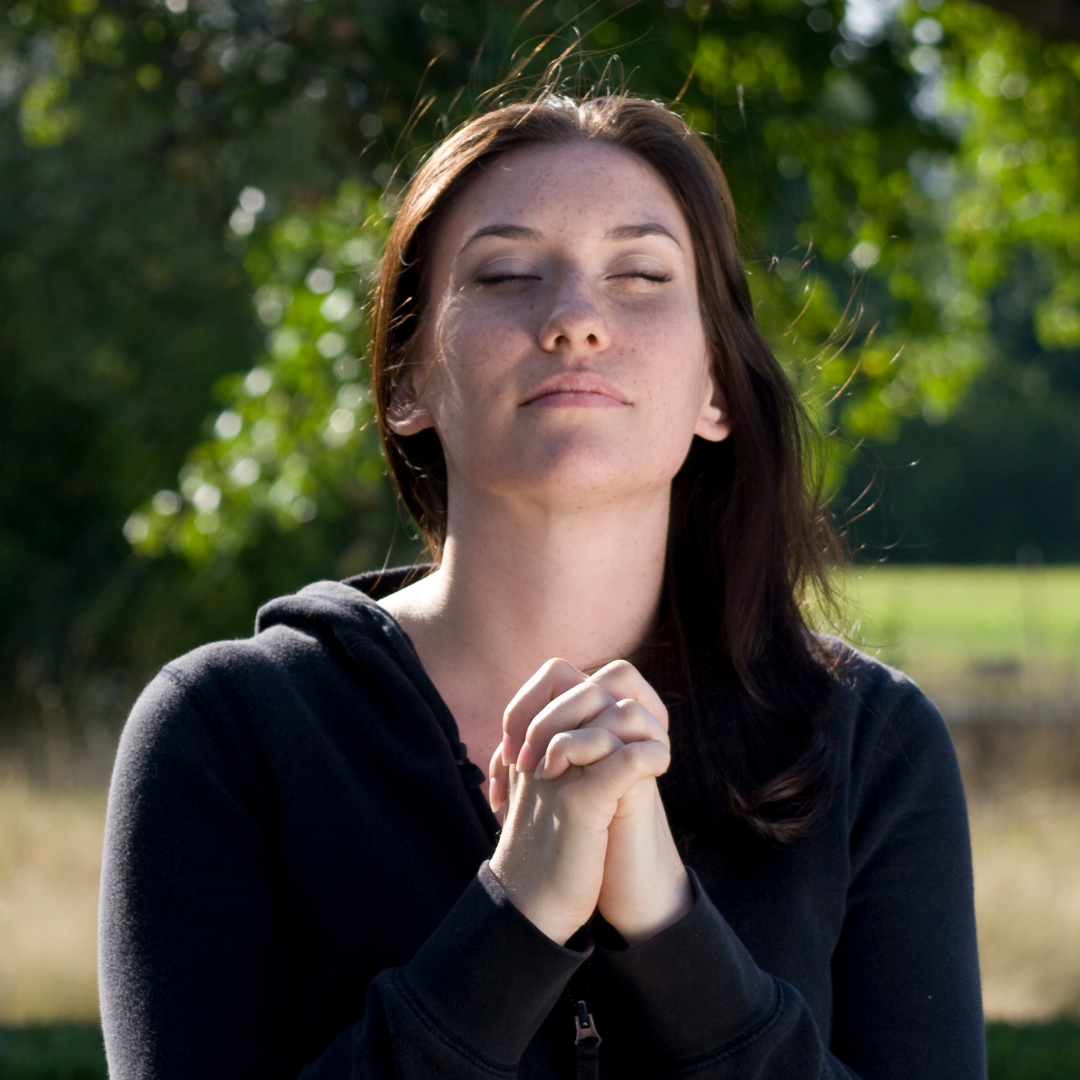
[371,95,841,845]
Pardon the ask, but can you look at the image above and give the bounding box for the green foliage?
[842,343,1080,563]
[938,4,1080,349]
[1,0,1079,728]
[112,0,1080,565]
[125,180,393,563]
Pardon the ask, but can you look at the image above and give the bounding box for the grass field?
[833,566,1080,715]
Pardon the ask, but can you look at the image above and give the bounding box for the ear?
[385,373,435,436]
[694,374,731,443]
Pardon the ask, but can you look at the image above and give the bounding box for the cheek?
[432,314,543,434]
[646,317,711,415]
[420,329,519,452]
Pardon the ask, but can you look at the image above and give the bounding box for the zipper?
[565,987,601,1080]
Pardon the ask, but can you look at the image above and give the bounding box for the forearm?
[592,689,987,1080]
[101,670,586,1080]
[301,865,592,1079]
[104,834,586,1080]
[593,873,862,1079]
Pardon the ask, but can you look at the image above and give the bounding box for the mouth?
[521,373,630,408]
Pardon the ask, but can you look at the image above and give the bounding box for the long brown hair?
[371,95,841,845]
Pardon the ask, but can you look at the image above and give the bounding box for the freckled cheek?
[625,319,708,383]
[427,331,529,436]
[442,319,532,391]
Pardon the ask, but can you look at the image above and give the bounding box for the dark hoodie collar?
[254,568,496,839]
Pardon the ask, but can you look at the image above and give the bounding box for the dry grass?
[969,786,1080,1021]
[0,772,104,1022]
[0,761,1078,1024]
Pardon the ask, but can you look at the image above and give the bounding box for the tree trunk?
[976,0,1080,43]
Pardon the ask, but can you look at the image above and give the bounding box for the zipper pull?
[573,999,601,1046]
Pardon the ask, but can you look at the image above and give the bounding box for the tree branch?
[976,0,1080,43]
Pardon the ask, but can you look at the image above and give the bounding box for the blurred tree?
[842,248,1080,563]
[0,0,1078,736]
[978,0,1080,43]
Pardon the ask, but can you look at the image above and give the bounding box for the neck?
[381,484,671,750]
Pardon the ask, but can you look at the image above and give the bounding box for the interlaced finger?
[579,698,669,752]
[491,658,669,812]
[501,658,588,766]
[587,660,669,732]
[517,679,617,772]
[535,726,625,780]
[554,736,671,800]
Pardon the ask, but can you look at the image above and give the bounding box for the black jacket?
[99,572,985,1078]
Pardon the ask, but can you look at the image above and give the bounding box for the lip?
[521,373,630,407]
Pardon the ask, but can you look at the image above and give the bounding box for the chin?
[482,441,683,505]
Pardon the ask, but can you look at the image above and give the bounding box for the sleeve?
[98,669,587,1080]
[591,689,986,1080]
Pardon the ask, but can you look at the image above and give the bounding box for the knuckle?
[503,697,529,728]
[548,729,576,753]
[544,657,575,679]
[559,680,609,719]
[614,698,663,734]
[625,739,667,771]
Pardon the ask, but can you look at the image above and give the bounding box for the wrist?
[487,851,586,946]
[609,863,694,947]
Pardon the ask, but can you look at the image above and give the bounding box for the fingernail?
[517,742,533,773]
[500,733,512,766]
[533,755,546,780]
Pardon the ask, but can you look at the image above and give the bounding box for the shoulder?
[816,634,946,746]
[147,577,406,704]
[815,636,961,815]
[118,580,408,776]
[817,635,923,714]
[814,639,970,877]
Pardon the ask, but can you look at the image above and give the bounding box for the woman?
[99,95,985,1079]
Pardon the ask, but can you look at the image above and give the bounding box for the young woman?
[99,95,985,1079]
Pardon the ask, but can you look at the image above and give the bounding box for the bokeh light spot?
[123,513,149,544]
[191,483,222,514]
[152,490,181,516]
[317,331,347,358]
[244,367,273,396]
[306,267,335,294]
[239,186,266,214]
[214,410,242,440]
[229,457,261,487]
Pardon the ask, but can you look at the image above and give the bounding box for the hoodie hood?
[253,571,486,792]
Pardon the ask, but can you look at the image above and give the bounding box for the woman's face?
[388,139,730,512]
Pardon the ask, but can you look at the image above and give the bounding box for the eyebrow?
[459,221,682,253]
[606,223,682,247]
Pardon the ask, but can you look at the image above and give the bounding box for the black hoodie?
[99,571,985,1079]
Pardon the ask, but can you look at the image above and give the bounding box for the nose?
[538,274,611,354]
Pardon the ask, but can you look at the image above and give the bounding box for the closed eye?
[475,273,541,285]
[615,270,671,283]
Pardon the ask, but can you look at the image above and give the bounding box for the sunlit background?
[2,0,1079,1074]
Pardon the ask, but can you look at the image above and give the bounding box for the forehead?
[433,140,690,253]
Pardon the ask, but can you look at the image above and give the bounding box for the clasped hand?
[487,659,693,947]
